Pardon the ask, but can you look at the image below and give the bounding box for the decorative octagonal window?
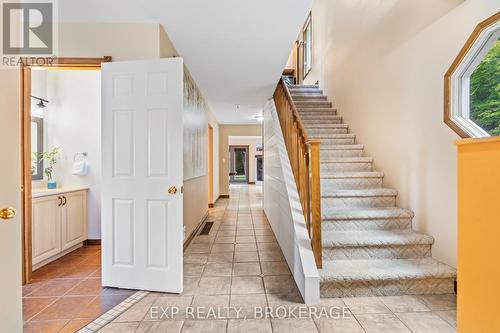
[445,12,500,138]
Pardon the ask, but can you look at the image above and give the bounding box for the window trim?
[302,12,312,80]
[444,12,500,138]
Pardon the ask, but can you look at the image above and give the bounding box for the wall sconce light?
[31,96,48,117]
[32,96,48,108]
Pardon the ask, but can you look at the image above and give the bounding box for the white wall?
[303,0,500,267]
[228,136,263,183]
[32,69,102,239]
[263,100,319,304]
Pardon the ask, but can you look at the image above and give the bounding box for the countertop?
[32,186,89,198]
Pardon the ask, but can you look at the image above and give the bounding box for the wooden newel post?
[309,139,322,268]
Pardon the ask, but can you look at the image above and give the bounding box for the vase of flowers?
[38,147,60,189]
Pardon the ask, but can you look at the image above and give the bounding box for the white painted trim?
[263,100,320,305]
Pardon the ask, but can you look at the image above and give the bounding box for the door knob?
[0,207,16,220]
[167,186,178,194]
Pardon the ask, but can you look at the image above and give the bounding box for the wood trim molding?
[219,194,230,199]
[444,12,499,138]
[183,212,209,251]
[20,66,32,284]
[20,56,112,284]
[20,56,111,68]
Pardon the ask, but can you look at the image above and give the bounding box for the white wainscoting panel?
[263,100,320,304]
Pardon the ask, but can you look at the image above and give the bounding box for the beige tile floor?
[100,184,457,333]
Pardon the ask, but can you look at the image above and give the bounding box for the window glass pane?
[470,39,500,136]
[303,15,312,77]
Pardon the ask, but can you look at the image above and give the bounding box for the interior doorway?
[18,57,137,331]
[20,57,110,284]
[229,146,250,183]
[256,156,263,182]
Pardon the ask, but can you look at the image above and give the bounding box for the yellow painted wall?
[457,136,500,333]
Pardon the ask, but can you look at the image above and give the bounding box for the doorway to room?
[229,145,249,183]
[228,136,263,185]
[19,58,132,332]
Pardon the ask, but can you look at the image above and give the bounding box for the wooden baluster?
[309,140,322,268]
[305,147,311,235]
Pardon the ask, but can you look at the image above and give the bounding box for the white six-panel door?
[101,58,184,293]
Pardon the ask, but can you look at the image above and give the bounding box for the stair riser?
[289,87,320,92]
[290,91,324,96]
[320,278,455,298]
[321,177,383,189]
[295,102,332,108]
[322,218,412,231]
[321,161,372,172]
[322,195,396,209]
[313,137,356,145]
[320,149,364,158]
[292,95,328,100]
[322,244,432,260]
[301,117,340,122]
[308,128,348,135]
[299,108,336,113]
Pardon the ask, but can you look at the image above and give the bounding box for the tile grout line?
[76,290,150,332]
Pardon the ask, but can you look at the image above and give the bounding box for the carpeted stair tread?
[319,258,456,282]
[322,230,434,247]
[322,207,415,220]
[322,188,397,198]
[321,171,383,179]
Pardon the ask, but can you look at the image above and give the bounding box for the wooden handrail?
[273,78,322,268]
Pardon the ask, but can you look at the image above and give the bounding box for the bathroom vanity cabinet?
[31,188,88,268]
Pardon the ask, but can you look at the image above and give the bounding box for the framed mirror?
[31,117,44,180]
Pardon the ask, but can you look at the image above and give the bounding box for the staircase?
[288,84,457,298]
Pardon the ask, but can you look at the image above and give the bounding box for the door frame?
[208,125,214,207]
[20,56,111,284]
[229,145,250,183]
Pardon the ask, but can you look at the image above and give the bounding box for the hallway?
[97,184,457,333]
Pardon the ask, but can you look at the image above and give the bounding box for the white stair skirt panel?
[263,100,320,305]
[101,58,184,293]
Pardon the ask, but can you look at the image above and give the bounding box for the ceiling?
[58,0,313,124]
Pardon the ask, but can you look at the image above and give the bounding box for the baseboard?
[33,243,84,270]
[219,194,229,198]
[248,182,256,184]
[209,195,222,208]
[84,239,101,246]
[183,211,209,251]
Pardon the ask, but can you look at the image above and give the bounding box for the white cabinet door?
[32,196,61,265]
[61,191,87,251]
[102,58,184,293]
